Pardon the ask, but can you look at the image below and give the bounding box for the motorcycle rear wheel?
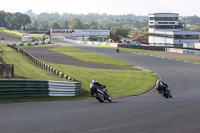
[96,93,104,103]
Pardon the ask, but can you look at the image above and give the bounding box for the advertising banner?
[51,29,110,36]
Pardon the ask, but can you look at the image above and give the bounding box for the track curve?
[1,38,200,133]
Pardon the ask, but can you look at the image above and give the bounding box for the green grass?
[0,44,158,103]
[29,34,44,40]
[1,30,23,38]
[46,62,157,98]
[0,29,44,40]
[49,46,134,66]
[0,44,66,81]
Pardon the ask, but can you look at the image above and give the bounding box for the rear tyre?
[96,93,104,103]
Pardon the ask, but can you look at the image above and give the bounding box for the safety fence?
[8,41,51,46]
[118,44,166,51]
[0,41,21,44]
[0,79,82,98]
[7,44,80,82]
[64,37,118,47]
[165,48,200,55]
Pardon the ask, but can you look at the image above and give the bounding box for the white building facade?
[148,13,200,47]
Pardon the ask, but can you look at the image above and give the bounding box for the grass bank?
[0,44,66,81]
[0,29,44,40]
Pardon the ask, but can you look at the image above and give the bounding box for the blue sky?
[0,0,199,16]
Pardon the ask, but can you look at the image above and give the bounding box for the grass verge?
[0,44,66,81]
[49,46,134,66]
[45,62,157,98]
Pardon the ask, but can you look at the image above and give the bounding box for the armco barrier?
[48,81,82,96]
[0,79,82,98]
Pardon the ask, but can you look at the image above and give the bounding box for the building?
[148,13,200,47]
[129,35,148,44]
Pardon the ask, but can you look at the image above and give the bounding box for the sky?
[0,0,200,16]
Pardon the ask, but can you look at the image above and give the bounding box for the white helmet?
[92,80,97,83]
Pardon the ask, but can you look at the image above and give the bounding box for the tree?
[111,27,129,38]
[68,18,85,29]
[21,14,31,30]
[51,22,61,29]
[131,27,148,37]
[0,10,7,27]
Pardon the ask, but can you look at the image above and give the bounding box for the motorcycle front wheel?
[106,94,112,102]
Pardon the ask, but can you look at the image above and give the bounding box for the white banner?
[51,29,110,36]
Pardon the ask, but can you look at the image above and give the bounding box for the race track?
[1,38,200,133]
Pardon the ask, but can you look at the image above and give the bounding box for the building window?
[149,33,174,38]
[158,22,169,24]
[174,35,199,39]
[149,25,179,29]
[149,17,178,21]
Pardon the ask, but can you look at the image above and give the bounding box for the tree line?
[0,10,31,30]
[0,9,200,38]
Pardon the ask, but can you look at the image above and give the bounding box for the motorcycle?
[160,87,172,98]
[116,48,119,53]
[95,86,112,103]
[156,80,172,99]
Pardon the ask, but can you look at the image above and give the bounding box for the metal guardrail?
[48,81,82,96]
[0,79,82,98]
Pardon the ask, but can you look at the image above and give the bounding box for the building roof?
[149,13,179,15]
[130,35,147,40]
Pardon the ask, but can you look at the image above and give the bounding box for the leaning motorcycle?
[95,87,112,103]
[156,80,172,99]
[160,87,172,98]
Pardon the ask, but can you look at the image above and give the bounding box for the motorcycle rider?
[90,80,105,97]
[116,47,119,53]
[157,80,168,94]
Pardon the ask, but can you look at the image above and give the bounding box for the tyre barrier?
[0,79,82,98]
[8,41,51,47]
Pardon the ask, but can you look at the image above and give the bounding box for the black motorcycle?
[156,80,172,98]
[95,86,112,103]
[116,48,119,53]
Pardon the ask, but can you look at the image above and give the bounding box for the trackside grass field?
[47,45,157,97]
[0,44,66,81]
[49,46,134,66]
[46,62,157,98]
[0,44,157,103]
[0,29,44,40]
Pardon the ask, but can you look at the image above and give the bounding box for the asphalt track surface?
[1,38,200,133]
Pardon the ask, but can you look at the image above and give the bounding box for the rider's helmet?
[92,80,97,83]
